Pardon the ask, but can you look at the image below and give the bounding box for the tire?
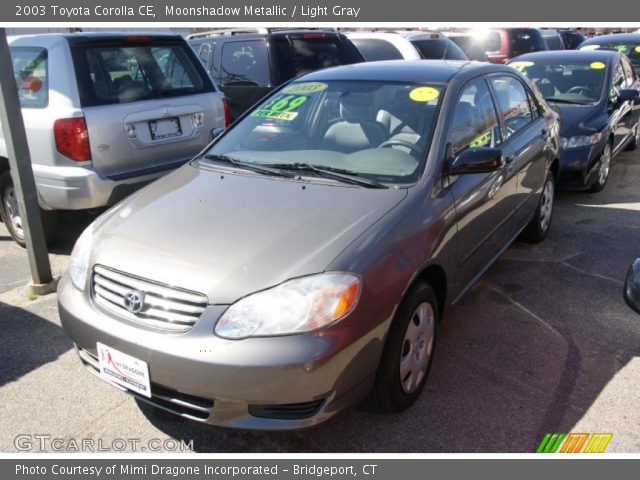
[521,169,555,244]
[589,142,612,193]
[0,171,58,247]
[364,282,439,413]
[625,123,640,151]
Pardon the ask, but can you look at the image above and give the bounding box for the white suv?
[0,33,227,246]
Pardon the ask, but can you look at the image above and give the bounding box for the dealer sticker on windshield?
[409,86,440,102]
[97,343,151,398]
[282,82,328,94]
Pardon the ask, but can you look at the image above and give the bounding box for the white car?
[345,32,422,61]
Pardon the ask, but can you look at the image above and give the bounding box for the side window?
[350,38,403,61]
[527,90,540,120]
[489,75,534,140]
[10,47,48,108]
[197,43,212,70]
[613,62,626,92]
[622,57,635,85]
[220,40,270,87]
[449,78,501,154]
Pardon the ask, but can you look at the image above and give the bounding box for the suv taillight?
[223,99,231,127]
[54,117,91,161]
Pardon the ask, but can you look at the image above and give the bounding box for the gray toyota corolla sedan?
[59,60,560,430]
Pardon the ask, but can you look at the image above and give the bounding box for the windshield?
[511,60,605,104]
[202,80,443,185]
[582,43,640,70]
[72,42,212,106]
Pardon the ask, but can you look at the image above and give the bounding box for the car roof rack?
[186,28,333,39]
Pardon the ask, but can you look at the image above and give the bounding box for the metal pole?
[0,28,53,286]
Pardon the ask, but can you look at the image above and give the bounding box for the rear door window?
[220,40,270,87]
[350,38,403,61]
[10,47,48,108]
[490,75,535,140]
[72,41,211,106]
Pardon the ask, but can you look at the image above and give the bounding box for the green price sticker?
[251,94,308,121]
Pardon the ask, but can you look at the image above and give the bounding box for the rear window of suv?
[510,29,547,56]
[272,35,363,84]
[71,40,214,106]
[10,47,48,108]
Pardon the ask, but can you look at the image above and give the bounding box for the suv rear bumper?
[34,164,180,211]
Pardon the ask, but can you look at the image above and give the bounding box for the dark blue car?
[510,50,640,191]
[579,33,640,74]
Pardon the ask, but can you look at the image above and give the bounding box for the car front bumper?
[57,274,389,430]
[556,144,603,189]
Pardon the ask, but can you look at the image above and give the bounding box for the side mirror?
[448,147,505,175]
[624,258,640,314]
[211,127,225,140]
[618,89,639,102]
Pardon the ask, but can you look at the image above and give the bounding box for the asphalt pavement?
[1,152,639,453]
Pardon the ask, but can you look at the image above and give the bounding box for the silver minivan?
[0,33,227,245]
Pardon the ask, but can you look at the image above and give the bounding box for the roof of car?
[513,50,621,64]
[8,32,184,47]
[581,33,640,45]
[294,59,509,84]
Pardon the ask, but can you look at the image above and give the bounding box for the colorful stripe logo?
[537,433,613,453]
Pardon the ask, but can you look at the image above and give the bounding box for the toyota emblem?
[123,290,145,314]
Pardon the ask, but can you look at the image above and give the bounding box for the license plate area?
[149,117,182,140]
[97,342,151,398]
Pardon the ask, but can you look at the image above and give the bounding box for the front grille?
[77,346,214,421]
[92,265,208,333]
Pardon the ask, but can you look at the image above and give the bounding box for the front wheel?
[521,170,555,244]
[364,282,438,413]
[589,142,612,192]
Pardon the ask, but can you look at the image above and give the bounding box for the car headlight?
[68,224,93,290]
[560,132,602,149]
[215,273,361,339]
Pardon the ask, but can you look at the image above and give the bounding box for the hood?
[552,103,607,137]
[91,164,407,304]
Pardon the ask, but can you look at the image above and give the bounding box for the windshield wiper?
[546,97,591,105]
[203,154,295,178]
[262,163,389,189]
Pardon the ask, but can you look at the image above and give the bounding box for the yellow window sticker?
[509,61,534,72]
[409,87,439,102]
[590,61,606,70]
[282,82,328,94]
[580,45,600,51]
[635,46,640,53]
[469,131,492,148]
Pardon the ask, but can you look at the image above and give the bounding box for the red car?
[474,28,548,64]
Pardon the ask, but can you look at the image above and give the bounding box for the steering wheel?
[379,139,422,155]
[567,86,591,96]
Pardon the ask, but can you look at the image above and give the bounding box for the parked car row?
[2,28,638,432]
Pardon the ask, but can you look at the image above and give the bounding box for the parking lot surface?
[1,150,639,453]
